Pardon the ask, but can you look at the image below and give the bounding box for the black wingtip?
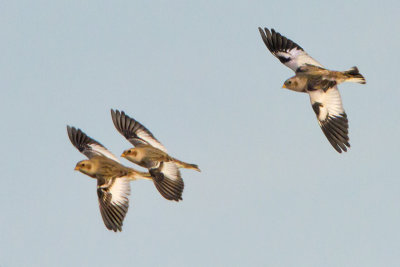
[111,108,132,139]
[67,125,80,149]
[110,109,158,145]
[67,126,103,153]
[150,169,184,202]
[320,114,350,153]
[258,26,303,54]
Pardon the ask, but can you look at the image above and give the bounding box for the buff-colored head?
[121,148,137,157]
[282,76,307,92]
[121,148,139,162]
[74,160,96,177]
[282,77,298,89]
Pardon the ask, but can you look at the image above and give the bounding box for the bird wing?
[308,87,350,153]
[97,177,131,232]
[149,161,184,201]
[258,27,323,72]
[67,126,120,162]
[111,109,167,153]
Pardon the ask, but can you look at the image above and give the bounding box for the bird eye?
[82,163,85,167]
[288,81,292,84]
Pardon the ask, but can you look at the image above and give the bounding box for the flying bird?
[258,27,366,153]
[110,109,200,201]
[67,126,152,232]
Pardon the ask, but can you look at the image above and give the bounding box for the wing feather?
[258,27,323,71]
[97,177,131,232]
[111,109,167,153]
[149,162,184,201]
[67,126,120,162]
[308,87,350,153]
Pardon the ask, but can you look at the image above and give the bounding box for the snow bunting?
[111,109,200,201]
[258,27,366,153]
[67,126,151,232]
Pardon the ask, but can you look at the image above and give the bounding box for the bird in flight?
[258,27,366,153]
[111,109,200,201]
[67,126,152,232]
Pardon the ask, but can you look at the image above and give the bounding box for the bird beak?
[74,166,80,171]
[282,84,286,88]
[121,152,126,157]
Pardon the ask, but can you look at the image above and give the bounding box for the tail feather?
[343,66,366,84]
[173,159,201,172]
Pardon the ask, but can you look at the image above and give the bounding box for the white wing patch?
[111,109,168,153]
[258,28,323,72]
[276,49,323,71]
[97,176,132,232]
[89,144,120,163]
[108,177,131,205]
[136,128,168,153]
[309,87,344,122]
[308,86,350,153]
[160,161,181,181]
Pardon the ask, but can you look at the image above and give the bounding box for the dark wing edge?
[110,109,167,152]
[150,162,184,201]
[320,114,350,153]
[258,27,304,62]
[258,27,323,71]
[312,103,350,153]
[67,126,105,158]
[97,178,131,232]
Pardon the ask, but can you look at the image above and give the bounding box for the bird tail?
[173,159,201,172]
[342,67,366,84]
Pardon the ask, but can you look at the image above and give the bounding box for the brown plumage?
[111,109,200,201]
[259,27,366,153]
[121,146,200,172]
[74,156,151,181]
[283,65,366,92]
[67,126,151,232]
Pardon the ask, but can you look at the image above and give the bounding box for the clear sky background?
[1,0,399,266]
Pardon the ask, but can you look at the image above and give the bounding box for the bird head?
[282,77,300,90]
[74,160,95,176]
[121,148,138,159]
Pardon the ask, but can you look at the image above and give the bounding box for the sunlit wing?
[97,177,131,232]
[308,87,350,153]
[67,126,120,162]
[111,109,167,153]
[258,27,323,72]
[149,161,184,201]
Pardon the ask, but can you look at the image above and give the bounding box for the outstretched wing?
[308,87,350,153]
[111,109,167,153]
[97,177,131,232]
[149,161,184,201]
[258,27,323,72]
[67,126,120,162]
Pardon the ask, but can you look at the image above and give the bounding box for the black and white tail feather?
[344,67,366,84]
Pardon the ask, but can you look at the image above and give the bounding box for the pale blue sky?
[1,0,399,266]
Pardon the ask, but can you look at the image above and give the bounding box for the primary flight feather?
[67,126,152,232]
[258,27,366,153]
[111,109,200,201]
